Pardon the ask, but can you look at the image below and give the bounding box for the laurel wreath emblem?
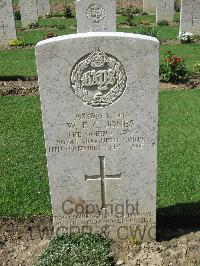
[70,50,127,108]
[86,4,105,23]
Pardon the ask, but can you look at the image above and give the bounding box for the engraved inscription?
[85,156,121,209]
[55,213,155,240]
[48,112,147,153]
[70,49,127,107]
[86,4,105,23]
[0,0,6,9]
[88,24,107,32]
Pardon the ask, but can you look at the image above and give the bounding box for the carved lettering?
[71,49,127,107]
[52,112,146,153]
[81,69,116,88]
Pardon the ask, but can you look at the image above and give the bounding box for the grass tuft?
[35,234,115,266]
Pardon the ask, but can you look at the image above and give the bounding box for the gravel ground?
[113,231,200,266]
[0,217,199,266]
[0,79,200,97]
[0,217,53,266]
[0,80,39,96]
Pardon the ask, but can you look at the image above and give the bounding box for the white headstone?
[180,0,200,35]
[75,0,116,33]
[36,32,159,242]
[0,0,17,46]
[143,0,158,13]
[156,0,174,23]
[19,0,38,28]
[36,0,50,18]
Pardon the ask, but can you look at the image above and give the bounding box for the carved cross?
[85,156,121,209]
[0,20,7,35]
[192,12,198,26]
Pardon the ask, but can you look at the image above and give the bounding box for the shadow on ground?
[157,201,200,241]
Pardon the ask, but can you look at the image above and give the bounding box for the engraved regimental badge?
[86,4,105,23]
[70,50,127,107]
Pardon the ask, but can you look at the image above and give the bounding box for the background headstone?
[75,0,116,33]
[143,0,158,13]
[36,0,50,18]
[156,0,174,23]
[19,0,38,28]
[0,0,17,46]
[36,32,159,241]
[180,0,200,35]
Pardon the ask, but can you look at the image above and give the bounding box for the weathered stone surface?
[0,0,16,47]
[36,32,159,241]
[143,0,158,13]
[19,0,38,28]
[180,0,200,35]
[36,0,50,18]
[75,0,116,33]
[156,0,174,23]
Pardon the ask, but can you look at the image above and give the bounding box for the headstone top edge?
[36,32,160,48]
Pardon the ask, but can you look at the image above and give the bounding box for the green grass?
[0,49,36,78]
[39,17,77,27]
[13,12,180,46]
[117,14,156,25]
[16,24,179,45]
[35,234,114,266]
[14,16,179,43]
[0,43,199,79]
[118,12,180,41]
[15,18,76,45]
[17,29,76,45]
[1,12,193,81]
[1,13,194,80]
[0,91,200,217]
[122,25,179,40]
[15,18,77,29]
[158,89,200,211]
[156,25,179,40]
[0,97,50,217]
[174,12,180,22]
